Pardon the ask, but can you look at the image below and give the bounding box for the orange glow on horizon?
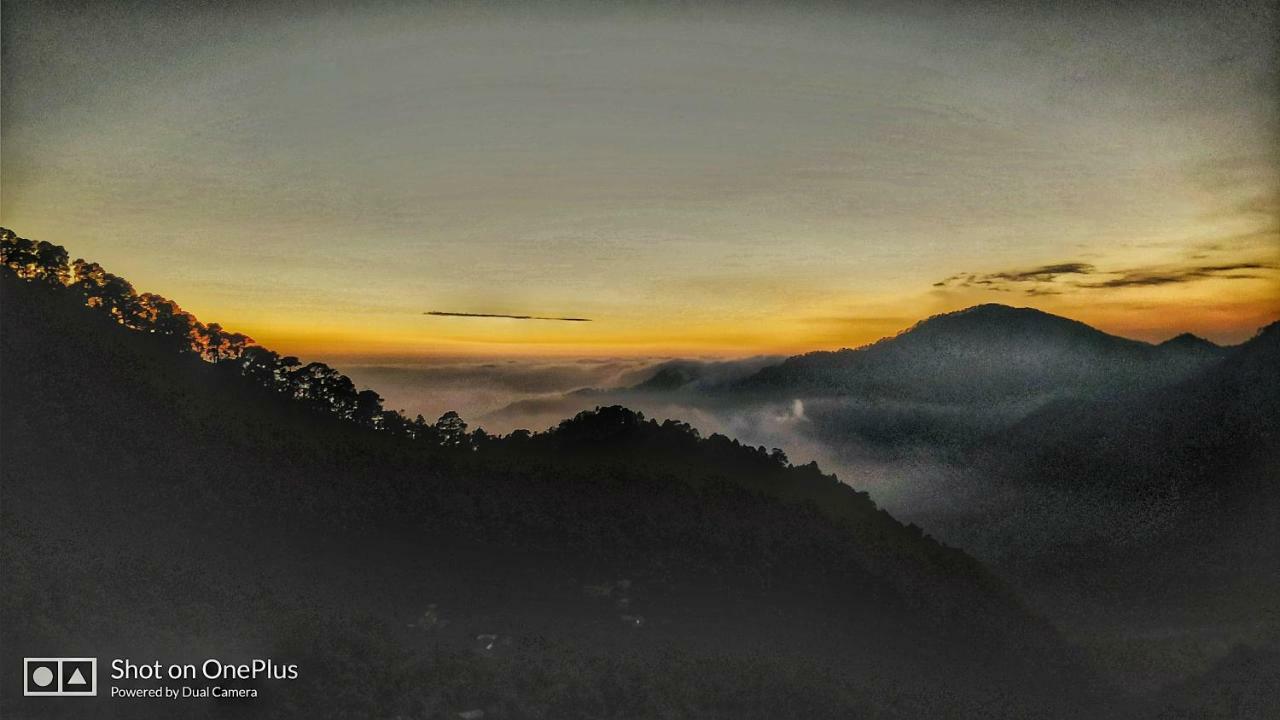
[230,286,1280,363]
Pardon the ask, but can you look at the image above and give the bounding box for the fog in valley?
[337,353,980,523]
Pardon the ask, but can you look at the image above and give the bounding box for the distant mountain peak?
[952,303,1034,315]
[1158,332,1220,351]
[898,303,1124,345]
[914,304,1086,328]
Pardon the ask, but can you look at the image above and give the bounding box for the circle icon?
[32,666,54,687]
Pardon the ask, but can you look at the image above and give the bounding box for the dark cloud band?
[426,311,592,322]
[935,260,1275,295]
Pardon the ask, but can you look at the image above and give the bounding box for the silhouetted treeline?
[1,227,513,446]
[2,228,251,359]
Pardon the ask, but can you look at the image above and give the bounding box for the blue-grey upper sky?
[3,0,1276,355]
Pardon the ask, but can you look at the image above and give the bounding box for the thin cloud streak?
[427,311,593,322]
[1081,263,1273,289]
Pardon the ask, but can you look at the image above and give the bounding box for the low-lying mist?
[336,351,1224,576]
[338,356,665,428]
[337,354,982,524]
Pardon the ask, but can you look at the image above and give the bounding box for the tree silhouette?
[353,389,384,428]
[0,228,70,284]
[434,411,469,447]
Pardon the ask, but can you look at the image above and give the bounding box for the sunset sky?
[3,1,1277,359]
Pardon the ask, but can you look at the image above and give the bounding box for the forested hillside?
[2,229,1095,718]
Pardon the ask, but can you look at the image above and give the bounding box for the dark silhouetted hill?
[730,304,1224,403]
[983,318,1277,501]
[1,252,1096,718]
[918,319,1280,695]
[1157,331,1223,356]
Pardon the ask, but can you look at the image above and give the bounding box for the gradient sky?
[3,0,1277,358]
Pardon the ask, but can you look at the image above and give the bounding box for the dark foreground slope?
[974,316,1280,602]
[1,272,1096,718]
[950,321,1280,696]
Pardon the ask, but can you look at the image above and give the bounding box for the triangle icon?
[67,668,86,685]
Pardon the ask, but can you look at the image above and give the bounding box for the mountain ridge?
[482,303,1250,454]
[726,303,1225,402]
